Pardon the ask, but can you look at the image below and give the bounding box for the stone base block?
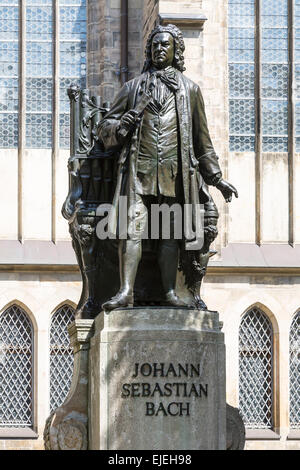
[89,308,226,450]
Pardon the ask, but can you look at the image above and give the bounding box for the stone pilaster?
[201,0,229,254]
[143,0,159,54]
[87,0,145,101]
[87,0,122,101]
[43,320,94,450]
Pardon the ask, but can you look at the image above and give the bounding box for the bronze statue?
[98,24,238,312]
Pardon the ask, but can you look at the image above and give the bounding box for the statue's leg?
[158,239,187,307]
[102,195,146,312]
[102,239,142,312]
[157,193,188,307]
[119,238,142,297]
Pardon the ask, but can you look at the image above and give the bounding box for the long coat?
[98,68,222,240]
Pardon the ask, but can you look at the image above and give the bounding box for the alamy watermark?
[96,196,205,250]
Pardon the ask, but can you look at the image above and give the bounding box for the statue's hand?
[216,179,238,203]
[118,110,140,135]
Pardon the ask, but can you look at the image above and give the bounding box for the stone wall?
[203,271,300,451]
[0,270,299,450]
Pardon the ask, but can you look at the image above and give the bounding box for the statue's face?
[151,32,174,69]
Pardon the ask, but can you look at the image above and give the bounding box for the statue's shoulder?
[180,73,201,93]
[125,72,148,91]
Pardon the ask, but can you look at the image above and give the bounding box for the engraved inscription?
[132,362,202,378]
[121,363,208,417]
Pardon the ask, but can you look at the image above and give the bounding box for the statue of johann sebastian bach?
[98,24,238,312]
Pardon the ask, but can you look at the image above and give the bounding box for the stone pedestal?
[88,308,226,450]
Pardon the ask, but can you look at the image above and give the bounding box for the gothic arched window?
[0,304,34,427]
[239,307,274,428]
[289,311,300,428]
[49,304,75,412]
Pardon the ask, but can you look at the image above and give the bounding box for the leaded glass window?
[49,304,75,412]
[261,0,288,152]
[229,0,256,152]
[59,0,87,148]
[0,2,19,148]
[0,0,86,149]
[26,1,53,148]
[228,0,291,152]
[0,305,34,427]
[289,311,300,428]
[239,307,274,428]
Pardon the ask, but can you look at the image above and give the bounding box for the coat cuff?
[198,151,222,185]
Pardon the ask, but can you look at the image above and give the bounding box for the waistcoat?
[136,91,178,197]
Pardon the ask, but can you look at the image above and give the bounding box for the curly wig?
[142,24,186,73]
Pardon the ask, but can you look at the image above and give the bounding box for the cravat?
[153,68,179,92]
[148,68,179,107]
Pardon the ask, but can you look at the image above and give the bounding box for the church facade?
[0,0,299,450]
